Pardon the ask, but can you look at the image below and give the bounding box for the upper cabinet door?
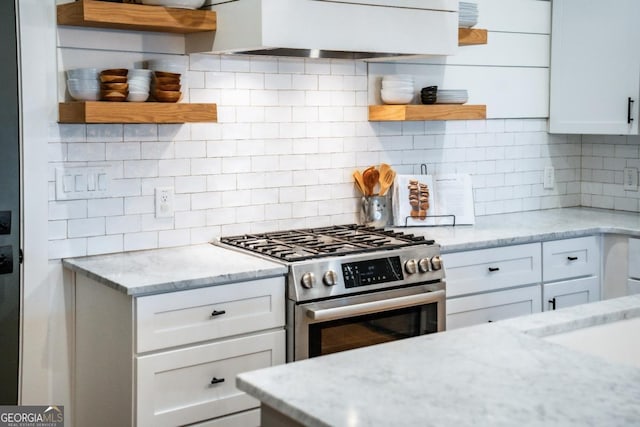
[549,0,640,134]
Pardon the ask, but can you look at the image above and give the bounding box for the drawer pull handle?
[488,267,500,272]
[211,309,226,317]
[548,298,557,311]
[567,256,578,261]
[210,377,225,385]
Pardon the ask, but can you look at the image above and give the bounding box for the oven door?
[290,285,445,361]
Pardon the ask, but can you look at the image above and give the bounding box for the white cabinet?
[445,243,542,298]
[445,243,542,329]
[628,238,640,295]
[447,285,541,330]
[549,0,640,134]
[541,237,601,311]
[445,236,602,329]
[74,274,286,427]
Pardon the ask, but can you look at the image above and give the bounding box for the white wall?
[49,0,571,261]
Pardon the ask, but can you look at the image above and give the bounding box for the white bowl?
[382,81,414,90]
[128,69,153,78]
[67,79,100,89]
[67,68,99,80]
[382,74,414,82]
[127,91,150,102]
[68,86,100,101]
[381,89,414,105]
[128,82,150,92]
[140,0,205,9]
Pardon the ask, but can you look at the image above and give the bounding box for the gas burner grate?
[218,224,434,262]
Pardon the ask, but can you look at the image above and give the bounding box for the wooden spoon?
[379,169,396,196]
[363,167,379,196]
[379,163,391,180]
[352,170,366,195]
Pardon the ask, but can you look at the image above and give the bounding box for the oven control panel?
[288,245,445,302]
[342,256,404,288]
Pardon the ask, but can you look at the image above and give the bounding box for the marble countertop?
[398,207,640,252]
[62,207,640,296]
[62,244,287,296]
[237,294,640,427]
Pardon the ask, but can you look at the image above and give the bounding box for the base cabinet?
[628,279,640,295]
[73,274,285,427]
[447,285,542,329]
[445,236,602,329]
[542,276,600,311]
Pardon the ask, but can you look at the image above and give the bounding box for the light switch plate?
[56,166,111,200]
[624,167,638,191]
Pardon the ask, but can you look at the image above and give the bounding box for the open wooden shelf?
[57,0,216,33]
[369,104,486,121]
[458,28,487,46]
[59,102,217,124]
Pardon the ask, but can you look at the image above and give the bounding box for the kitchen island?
[237,294,640,427]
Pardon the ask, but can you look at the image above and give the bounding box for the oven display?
[342,256,404,288]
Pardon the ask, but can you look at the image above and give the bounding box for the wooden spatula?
[379,169,396,196]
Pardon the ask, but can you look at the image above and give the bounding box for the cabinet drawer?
[445,243,541,297]
[542,276,600,311]
[446,285,541,330]
[189,409,259,427]
[136,277,285,352]
[136,330,285,427]
[542,236,599,282]
[629,238,640,279]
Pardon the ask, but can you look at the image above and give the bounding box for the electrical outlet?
[155,187,174,218]
[623,168,638,191]
[543,166,555,189]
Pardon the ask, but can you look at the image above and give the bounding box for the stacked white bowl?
[127,69,153,102]
[380,75,415,105]
[66,68,100,101]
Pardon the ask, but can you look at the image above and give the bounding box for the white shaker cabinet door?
[549,0,640,134]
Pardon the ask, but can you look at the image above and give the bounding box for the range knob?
[431,256,442,271]
[418,258,431,273]
[300,272,316,289]
[404,259,418,275]
[323,270,338,286]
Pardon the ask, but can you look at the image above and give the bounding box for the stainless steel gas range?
[217,225,445,361]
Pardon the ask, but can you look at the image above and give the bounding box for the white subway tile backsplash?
[68,217,105,238]
[141,141,174,160]
[278,58,305,74]
[106,142,141,161]
[123,231,158,251]
[191,191,222,210]
[88,198,123,218]
[124,124,158,141]
[87,234,123,256]
[86,124,123,142]
[48,54,600,260]
[175,175,207,193]
[68,143,105,161]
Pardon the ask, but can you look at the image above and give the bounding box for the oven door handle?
[305,290,445,322]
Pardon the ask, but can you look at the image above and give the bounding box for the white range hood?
[199,0,459,60]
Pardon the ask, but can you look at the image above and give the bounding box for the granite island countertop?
[63,244,287,296]
[237,294,640,427]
